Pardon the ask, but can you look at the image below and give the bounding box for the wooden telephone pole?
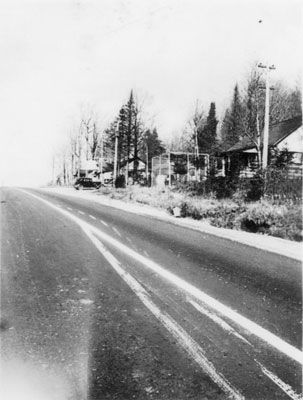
[113,123,119,186]
[258,62,275,169]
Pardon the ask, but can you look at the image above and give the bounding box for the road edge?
[40,187,303,262]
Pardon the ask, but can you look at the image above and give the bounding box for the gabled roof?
[226,115,302,153]
[120,157,146,168]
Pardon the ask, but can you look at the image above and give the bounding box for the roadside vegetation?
[96,168,302,242]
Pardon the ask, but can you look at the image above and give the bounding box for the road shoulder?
[40,187,302,262]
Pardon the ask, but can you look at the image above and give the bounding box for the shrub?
[264,168,302,203]
[179,201,203,220]
[97,180,302,242]
[207,204,245,229]
[205,176,237,199]
[238,203,302,241]
[115,175,126,188]
[172,181,206,197]
[244,173,265,202]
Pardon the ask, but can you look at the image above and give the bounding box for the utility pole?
[113,122,119,187]
[168,152,171,187]
[258,62,275,169]
[100,131,104,184]
[194,99,203,181]
[194,101,199,162]
[145,142,148,184]
[77,121,82,178]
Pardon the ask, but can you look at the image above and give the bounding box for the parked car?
[74,178,101,190]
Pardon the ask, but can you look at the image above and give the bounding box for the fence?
[151,152,210,186]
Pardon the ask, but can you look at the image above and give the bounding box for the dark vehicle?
[74,178,101,190]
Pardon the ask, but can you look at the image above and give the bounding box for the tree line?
[172,65,301,168]
[103,90,164,182]
[55,91,165,185]
[54,64,301,184]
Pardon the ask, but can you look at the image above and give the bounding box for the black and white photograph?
[0,0,302,399]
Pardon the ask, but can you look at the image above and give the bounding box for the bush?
[166,195,302,242]
[244,173,265,202]
[179,201,203,220]
[172,181,206,197]
[238,203,302,241]
[264,168,302,203]
[96,179,302,242]
[205,176,237,199]
[115,175,126,188]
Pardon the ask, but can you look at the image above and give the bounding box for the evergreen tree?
[117,105,128,171]
[103,118,119,170]
[200,102,218,153]
[132,103,142,177]
[221,84,244,149]
[104,90,145,182]
[220,109,231,147]
[125,90,136,165]
[140,128,165,169]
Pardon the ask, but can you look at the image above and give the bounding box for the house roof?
[100,162,114,173]
[226,115,302,153]
[120,157,146,168]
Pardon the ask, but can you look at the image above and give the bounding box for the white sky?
[0,0,301,186]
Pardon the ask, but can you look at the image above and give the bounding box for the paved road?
[1,187,302,400]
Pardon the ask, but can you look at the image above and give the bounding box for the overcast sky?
[0,0,301,186]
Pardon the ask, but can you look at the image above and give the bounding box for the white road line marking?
[189,299,252,346]
[83,228,244,400]
[255,360,303,400]
[143,250,149,257]
[78,210,85,215]
[90,226,303,365]
[89,215,96,220]
[19,190,303,365]
[191,302,302,400]
[67,207,73,211]
[100,219,108,227]
[112,227,121,237]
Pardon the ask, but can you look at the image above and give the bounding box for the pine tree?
[103,118,120,171]
[200,102,218,153]
[221,85,244,149]
[125,90,135,159]
[117,105,128,171]
[141,128,165,169]
[220,109,231,147]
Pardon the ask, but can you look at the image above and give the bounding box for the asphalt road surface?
[1,187,302,400]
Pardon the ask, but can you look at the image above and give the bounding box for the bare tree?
[241,68,263,166]
[239,66,302,167]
